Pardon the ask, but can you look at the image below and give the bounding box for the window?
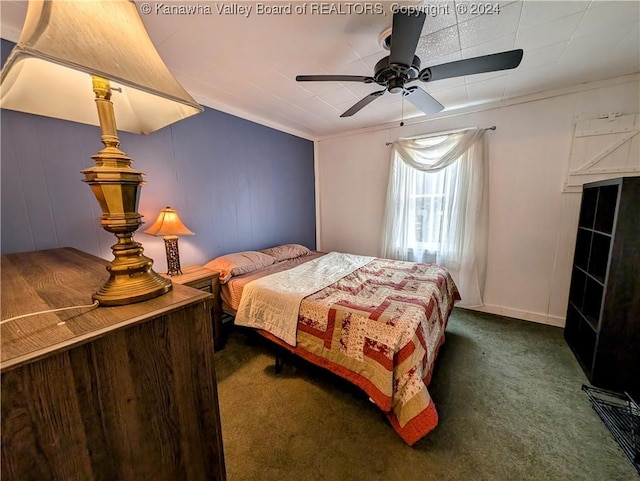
[408,162,458,256]
[380,128,487,307]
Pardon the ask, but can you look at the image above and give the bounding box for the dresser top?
[1,247,211,371]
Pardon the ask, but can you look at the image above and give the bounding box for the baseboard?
[462,304,566,328]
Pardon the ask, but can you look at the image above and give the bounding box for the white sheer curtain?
[380,128,489,307]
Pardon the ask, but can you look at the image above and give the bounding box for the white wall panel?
[316,77,640,326]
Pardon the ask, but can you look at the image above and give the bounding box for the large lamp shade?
[0,0,203,306]
[0,0,202,133]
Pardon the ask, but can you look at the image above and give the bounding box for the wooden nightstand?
[163,265,224,350]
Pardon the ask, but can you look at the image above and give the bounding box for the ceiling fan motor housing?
[374,55,421,93]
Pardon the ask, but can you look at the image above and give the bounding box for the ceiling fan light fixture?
[388,78,405,94]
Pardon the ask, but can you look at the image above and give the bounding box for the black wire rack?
[583,385,640,475]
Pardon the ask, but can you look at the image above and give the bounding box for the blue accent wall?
[1,39,315,269]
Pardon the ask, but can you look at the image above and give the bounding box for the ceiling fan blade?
[296,75,374,83]
[404,86,444,115]
[420,49,524,82]
[340,90,385,117]
[389,12,426,67]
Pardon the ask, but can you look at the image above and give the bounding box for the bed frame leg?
[275,354,283,374]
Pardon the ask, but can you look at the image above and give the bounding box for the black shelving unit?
[565,177,640,399]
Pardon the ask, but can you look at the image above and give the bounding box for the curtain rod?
[385,125,496,146]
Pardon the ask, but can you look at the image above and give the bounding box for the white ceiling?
[1,1,639,140]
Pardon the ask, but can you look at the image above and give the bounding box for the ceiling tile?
[462,33,516,58]
[618,23,640,62]
[426,50,463,66]
[297,95,342,115]
[563,24,638,64]
[425,74,466,93]
[465,76,507,103]
[361,51,387,72]
[574,1,640,38]
[465,69,507,85]
[516,42,566,72]
[416,25,461,61]
[317,86,359,105]
[559,25,640,81]
[337,58,374,76]
[458,1,522,48]
[375,91,406,105]
[420,2,457,35]
[431,85,469,110]
[296,80,346,96]
[454,1,518,24]
[344,81,384,98]
[271,73,316,101]
[504,64,567,98]
[345,31,388,60]
[317,43,363,72]
[519,1,589,29]
[516,11,583,51]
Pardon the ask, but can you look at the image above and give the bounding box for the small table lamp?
[0,1,203,306]
[145,207,195,276]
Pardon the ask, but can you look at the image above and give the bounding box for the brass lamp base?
[92,233,172,306]
[82,76,171,306]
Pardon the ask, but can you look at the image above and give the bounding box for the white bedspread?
[234,252,374,346]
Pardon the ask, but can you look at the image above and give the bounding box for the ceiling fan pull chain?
[400,90,405,127]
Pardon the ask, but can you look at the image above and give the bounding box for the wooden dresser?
[1,248,226,481]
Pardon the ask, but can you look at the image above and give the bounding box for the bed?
[206,244,460,445]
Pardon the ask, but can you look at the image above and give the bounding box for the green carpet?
[214,308,638,481]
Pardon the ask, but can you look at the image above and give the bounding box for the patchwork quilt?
[255,257,460,445]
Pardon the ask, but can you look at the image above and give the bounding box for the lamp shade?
[0,0,202,134]
[145,207,195,237]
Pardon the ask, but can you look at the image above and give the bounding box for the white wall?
[315,75,640,327]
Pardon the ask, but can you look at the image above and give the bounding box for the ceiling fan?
[296,11,523,118]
